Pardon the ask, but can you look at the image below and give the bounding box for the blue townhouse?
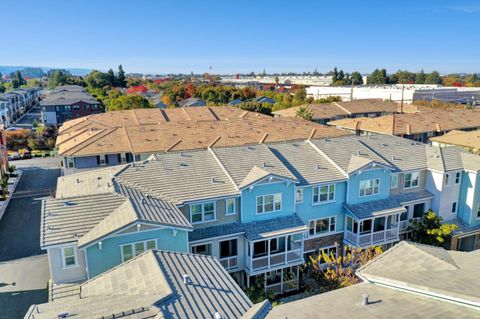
[41,134,480,295]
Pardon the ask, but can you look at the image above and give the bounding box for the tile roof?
[444,218,480,236]
[189,221,245,242]
[329,108,480,135]
[273,99,399,120]
[25,250,254,319]
[56,106,349,156]
[430,129,480,151]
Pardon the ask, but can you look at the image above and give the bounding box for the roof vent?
[96,176,101,180]
[141,197,146,204]
[214,312,223,319]
[316,164,324,170]
[183,274,190,285]
[57,312,69,319]
[362,294,369,306]
[76,178,80,183]
[211,177,223,184]
[381,143,388,147]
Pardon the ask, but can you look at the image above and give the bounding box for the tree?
[236,101,272,115]
[11,71,26,88]
[107,69,116,86]
[0,82,5,93]
[367,69,389,84]
[116,65,127,87]
[409,210,457,246]
[107,95,153,111]
[351,71,363,85]
[85,70,111,89]
[425,71,442,85]
[0,177,9,201]
[47,70,69,88]
[296,106,313,121]
[301,246,382,294]
[415,69,426,84]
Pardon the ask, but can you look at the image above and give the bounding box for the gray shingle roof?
[244,214,307,240]
[189,221,245,242]
[25,250,254,319]
[445,217,480,236]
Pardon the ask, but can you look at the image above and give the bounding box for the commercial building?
[40,85,101,125]
[42,133,480,297]
[273,99,401,124]
[306,84,480,105]
[55,106,348,174]
[329,108,480,143]
[0,87,41,126]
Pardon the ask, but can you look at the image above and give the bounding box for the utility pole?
[350,78,355,101]
[431,89,435,109]
[400,83,405,113]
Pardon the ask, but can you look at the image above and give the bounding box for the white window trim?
[120,239,157,262]
[404,171,420,189]
[225,198,237,216]
[295,188,304,203]
[359,178,380,197]
[61,246,79,269]
[312,184,336,205]
[189,201,217,224]
[476,203,480,220]
[455,172,461,184]
[390,173,398,189]
[256,193,282,214]
[308,216,337,238]
[190,242,213,255]
[451,202,457,214]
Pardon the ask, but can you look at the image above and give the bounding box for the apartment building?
[273,99,401,124]
[0,87,41,126]
[40,85,101,125]
[430,129,480,154]
[42,133,480,297]
[329,108,480,143]
[55,106,348,174]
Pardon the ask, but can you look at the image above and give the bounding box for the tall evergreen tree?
[116,65,126,87]
[107,68,116,86]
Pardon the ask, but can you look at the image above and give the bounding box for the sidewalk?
[0,170,23,222]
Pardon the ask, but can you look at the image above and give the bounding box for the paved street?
[0,255,50,319]
[14,105,43,129]
[0,157,61,318]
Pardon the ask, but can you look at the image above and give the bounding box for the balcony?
[399,217,422,232]
[219,256,238,271]
[345,214,401,248]
[246,235,304,274]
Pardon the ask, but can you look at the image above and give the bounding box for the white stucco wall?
[47,245,88,284]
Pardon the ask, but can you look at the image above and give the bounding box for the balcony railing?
[219,256,238,271]
[345,228,399,247]
[247,241,303,273]
[265,279,298,295]
[399,217,422,232]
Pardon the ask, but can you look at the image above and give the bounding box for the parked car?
[8,152,20,161]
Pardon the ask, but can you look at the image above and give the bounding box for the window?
[295,189,303,203]
[190,202,215,223]
[72,105,80,111]
[452,202,457,214]
[390,174,398,189]
[256,194,281,214]
[219,239,237,258]
[191,243,212,255]
[359,179,380,197]
[444,174,450,186]
[309,216,336,237]
[455,172,461,184]
[62,246,77,268]
[121,239,156,262]
[313,184,335,204]
[477,204,480,219]
[404,172,419,188]
[225,198,237,215]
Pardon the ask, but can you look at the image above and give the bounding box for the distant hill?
[0,66,92,77]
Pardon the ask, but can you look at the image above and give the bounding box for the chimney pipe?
[183,274,190,285]
[362,294,369,306]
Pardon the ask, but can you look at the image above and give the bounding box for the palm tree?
[296,106,313,121]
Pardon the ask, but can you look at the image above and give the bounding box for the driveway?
[0,255,49,319]
[14,105,43,129]
[0,158,61,261]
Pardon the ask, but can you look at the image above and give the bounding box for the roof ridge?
[332,101,352,115]
[62,127,115,156]
[306,139,348,177]
[208,148,239,190]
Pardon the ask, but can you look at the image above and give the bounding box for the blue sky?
[2,0,479,74]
